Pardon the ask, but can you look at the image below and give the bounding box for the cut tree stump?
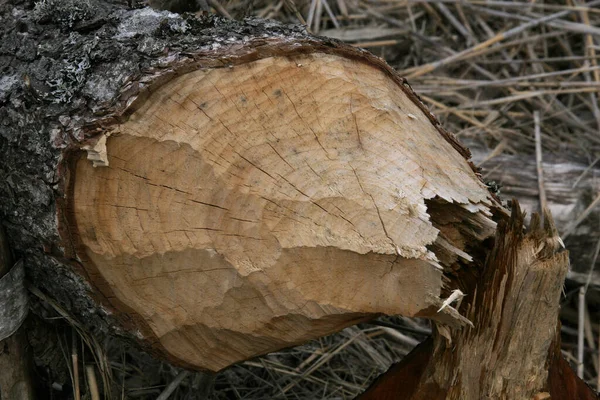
[359,205,598,399]
[0,1,594,394]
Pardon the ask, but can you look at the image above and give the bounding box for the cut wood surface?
[64,52,496,370]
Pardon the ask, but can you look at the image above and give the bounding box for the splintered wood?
[66,54,495,371]
[425,208,568,399]
[359,205,594,400]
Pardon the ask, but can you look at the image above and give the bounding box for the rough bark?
[1,0,498,372]
[359,204,598,399]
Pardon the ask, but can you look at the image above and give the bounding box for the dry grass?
[31,1,600,398]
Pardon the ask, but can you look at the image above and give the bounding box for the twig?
[314,0,323,33]
[284,0,307,25]
[72,335,81,400]
[417,65,600,89]
[584,237,600,294]
[352,39,400,48]
[467,4,600,36]
[578,287,586,379]
[366,320,432,336]
[576,0,600,134]
[459,87,600,108]
[336,0,348,17]
[405,0,600,14]
[28,286,112,397]
[562,192,600,240]
[583,307,599,377]
[156,370,190,400]
[207,0,231,19]
[306,0,318,31]
[572,156,600,188]
[379,327,420,347]
[436,2,473,43]
[400,4,600,79]
[86,365,100,400]
[321,0,340,28]
[534,111,547,220]
[281,330,361,393]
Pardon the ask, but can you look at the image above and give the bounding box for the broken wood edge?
[81,134,110,168]
[468,144,600,285]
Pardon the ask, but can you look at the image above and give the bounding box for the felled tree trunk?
[0,2,593,396]
[1,1,497,372]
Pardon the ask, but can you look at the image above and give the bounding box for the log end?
[60,48,496,370]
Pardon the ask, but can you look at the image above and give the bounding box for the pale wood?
[64,54,496,371]
[422,208,567,399]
